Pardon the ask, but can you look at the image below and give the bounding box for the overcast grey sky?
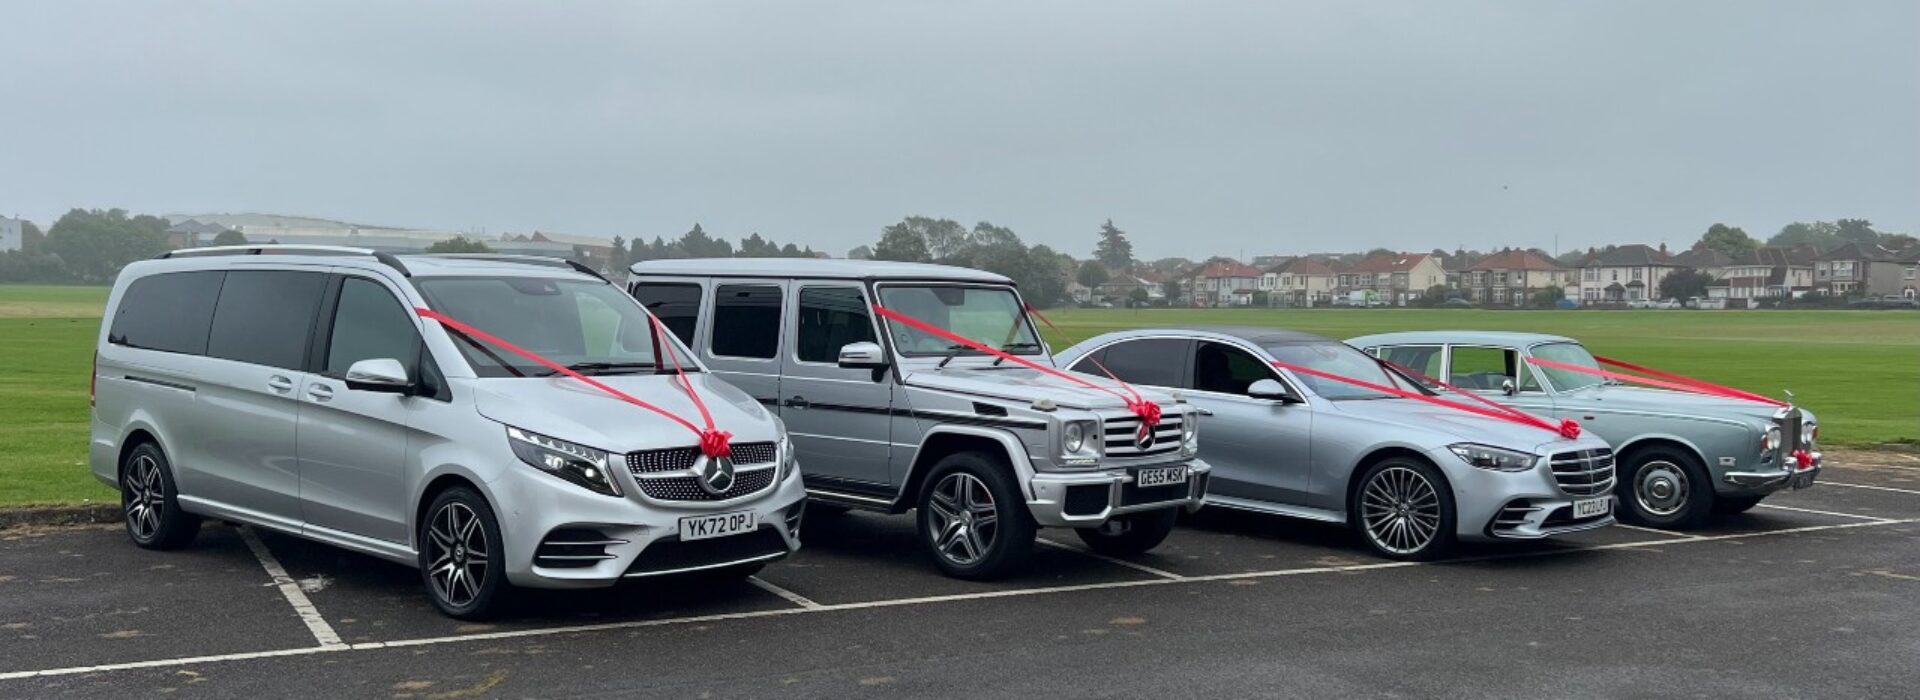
[2,1,1915,259]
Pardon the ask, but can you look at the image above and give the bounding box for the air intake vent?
[972,402,1008,417]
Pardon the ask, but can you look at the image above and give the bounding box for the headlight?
[506,426,620,496]
[778,434,799,482]
[1762,426,1782,455]
[1060,419,1100,465]
[1179,413,1198,456]
[1447,443,1537,472]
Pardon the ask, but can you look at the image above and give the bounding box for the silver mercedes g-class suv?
[629,259,1210,579]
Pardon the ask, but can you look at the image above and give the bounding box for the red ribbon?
[1528,356,1786,407]
[1792,449,1815,470]
[647,315,731,458]
[1023,304,1161,435]
[873,304,1163,432]
[1272,360,1580,439]
[1378,360,1582,439]
[416,307,730,457]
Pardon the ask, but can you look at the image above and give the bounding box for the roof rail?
[418,254,610,283]
[159,244,412,277]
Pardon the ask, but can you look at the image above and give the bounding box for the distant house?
[1574,244,1677,303]
[1261,258,1339,307]
[1669,246,1733,279]
[1184,259,1265,307]
[1436,250,1471,288]
[1706,246,1816,302]
[1813,242,1903,297]
[1097,272,1167,304]
[1460,248,1572,306]
[165,219,235,249]
[1337,252,1446,306]
[0,216,22,252]
[1900,248,1920,300]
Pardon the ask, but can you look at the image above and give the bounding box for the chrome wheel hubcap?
[1635,461,1689,517]
[123,455,164,541]
[928,473,998,566]
[425,503,489,608]
[1360,466,1441,555]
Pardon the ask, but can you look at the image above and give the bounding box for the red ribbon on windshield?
[1271,360,1581,439]
[1377,360,1583,440]
[873,304,1162,433]
[1527,356,1786,407]
[415,307,732,458]
[646,314,732,458]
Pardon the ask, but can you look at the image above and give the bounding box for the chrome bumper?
[1025,460,1211,528]
[1723,452,1822,492]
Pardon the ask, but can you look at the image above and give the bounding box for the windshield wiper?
[936,344,974,369]
[991,342,1041,366]
[547,361,655,376]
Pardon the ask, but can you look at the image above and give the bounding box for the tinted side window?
[1087,338,1187,388]
[711,284,782,359]
[326,278,420,378]
[1376,345,1442,389]
[1193,341,1275,395]
[108,271,226,355]
[206,270,326,370]
[631,282,702,346]
[796,286,875,363]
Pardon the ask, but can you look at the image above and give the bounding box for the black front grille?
[625,526,789,576]
[626,442,777,474]
[636,467,777,502]
[1064,484,1110,516]
[1550,448,1616,497]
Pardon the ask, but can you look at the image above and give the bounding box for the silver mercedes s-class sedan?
[1055,326,1618,560]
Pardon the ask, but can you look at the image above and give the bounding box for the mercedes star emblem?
[699,456,736,495]
[1134,424,1156,451]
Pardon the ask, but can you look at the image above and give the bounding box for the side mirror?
[1247,379,1299,403]
[837,341,888,369]
[1501,378,1517,396]
[345,358,412,394]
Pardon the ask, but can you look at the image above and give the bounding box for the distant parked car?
[1440,298,1474,308]
[1349,331,1820,529]
[1555,298,1579,309]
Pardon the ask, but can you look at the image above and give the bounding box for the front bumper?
[1025,459,1211,528]
[1723,451,1823,494]
[487,462,808,589]
[1440,449,1616,542]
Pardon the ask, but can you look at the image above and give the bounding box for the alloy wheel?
[123,454,163,541]
[1360,465,1442,555]
[1634,461,1690,517]
[927,473,1000,566]
[425,502,490,609]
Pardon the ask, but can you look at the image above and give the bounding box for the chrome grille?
[626,442,777,474]
[1102,414,1184,457]
[1549,448,1616,497]
[634,467,777,502]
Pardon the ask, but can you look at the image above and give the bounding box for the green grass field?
[1,284,1915,505]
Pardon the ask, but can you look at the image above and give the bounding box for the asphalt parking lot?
[3,457,1917,698]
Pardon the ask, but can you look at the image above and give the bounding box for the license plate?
[1136,467,1188,488]
[1790,470,1819,490]
[680,511,756,541]
[1573,497,1610,519]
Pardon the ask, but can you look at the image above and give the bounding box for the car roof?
[1110,325,1338,346]
[139,248,608,282]
[629,257,1013,284]
[1344,330,1579,348]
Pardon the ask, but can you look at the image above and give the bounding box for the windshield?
[1267,342,1411,400]
[1530,342,1605,392]
[415,276,683,378]
[878,285,1042,357]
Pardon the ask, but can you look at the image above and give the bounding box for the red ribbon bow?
[1022,304,1161,433]
[1792,449,1814,470]
[699,429,734,460]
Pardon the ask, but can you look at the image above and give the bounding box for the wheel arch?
[413,471,487,550]
[893,426,1035,514]
[1343,446,1445,526]
[1616,434,1708,470]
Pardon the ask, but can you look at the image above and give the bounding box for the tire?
[1714,495,1766,515]
[1616,446,1714,529]
[120,443,201,550]
[419,487,511,620]
[915,451,1036,580]
[1351,457,1457,561]
[1075,508,1179,556]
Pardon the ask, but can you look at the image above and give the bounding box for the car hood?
[1560,384,1788,423]
[900,365,1158,411]
[1329,398,1605,454]
[469,373,777,453]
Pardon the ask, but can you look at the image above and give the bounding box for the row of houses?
[1144,241,1920,308]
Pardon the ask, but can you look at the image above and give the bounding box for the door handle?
[1194,407,1215,417]
[267,375,294,393]
[783,396,809,409]
[307,384,335,402]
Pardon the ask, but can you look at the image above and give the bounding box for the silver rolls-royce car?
[630,259,1209,580]
[1055,327,1616,561]
[1349,331,1819,529]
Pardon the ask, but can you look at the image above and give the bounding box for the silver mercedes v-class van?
[629,259,1209,579]
[91,246,804,618]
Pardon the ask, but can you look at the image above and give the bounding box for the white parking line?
[239,527,346,649]
[748,576,823,610]
[1614,524,1705,540]
[1819,481,1920,496]
[1754,503,1893,522]
[1036,537,1187,580]
[4,517,1913,682]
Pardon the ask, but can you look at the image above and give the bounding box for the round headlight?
[1064,422,1087,453]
